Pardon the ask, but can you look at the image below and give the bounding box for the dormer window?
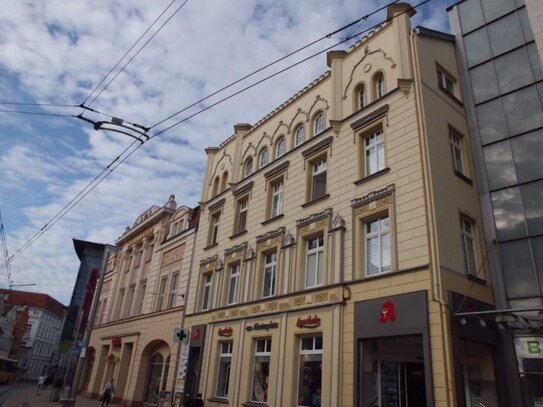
[259,148,269,168]
[244,158,253,178]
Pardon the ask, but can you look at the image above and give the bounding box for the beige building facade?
[180,3,503,407]
[82,195,199,406]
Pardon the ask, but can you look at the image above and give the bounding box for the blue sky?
[0,0,454,304]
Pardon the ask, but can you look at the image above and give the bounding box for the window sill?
[203,242,219,251]
[467,273,486,285]
[241,402,268,407]
[353,167,390,186]
[261,214,284,226]
[208,397,229,404]
[454,170,473,185]
[229,229,248,240]
[301,193,330,208]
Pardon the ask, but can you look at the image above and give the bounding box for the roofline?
[446,0,465,12]
[115,205,175,245]
[414,26,455,43]
[72,239,106,260]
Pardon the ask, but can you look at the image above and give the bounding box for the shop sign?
[192,327,201,341]
[296,315,321,328]
[378,301,396,324]
[246,321,278,332]
[111,337,121,346]
[515,337,542,359]
[218,327,233,337]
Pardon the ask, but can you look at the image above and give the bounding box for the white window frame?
[295,125,305,146]
[376,74,385,98]
[237,199,248,233]
[262,252,277,298]
[449,129,465,175]
[227,263,240,305]
[364,129,385,176]
[438,69,454,94]
[276,137,286,158]
[271,180,283,218]
[252,338,272,403]
[313,112,325,135]
[168,273,179,308]
[311,159,327,200]
[365,215,391,276]
[259,148,269,168]
[216,341,233,398]
[210,212,220,245]
[305,236,324,288]
[201,273,213,311]
[297,335,323,407]
[138,282,146,314]
[461,216,477,276]
[245,158,253,178]
[358,86,365,109]
[156,277,167,311]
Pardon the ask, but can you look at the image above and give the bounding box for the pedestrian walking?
[36,374,45,395]
[101,378,115,407]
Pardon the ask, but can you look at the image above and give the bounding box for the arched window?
[313,111,325,135]
[212,176,220,198]
[220,171,228,193]
[144,353,164,403]
[275,136,286,158]
[259,148,269,168]
[355,84,365,110]
[244,158,253,178]
[374,72,385,99]
[294,124,305,147]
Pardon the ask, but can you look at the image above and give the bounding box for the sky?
[0,0,454,305]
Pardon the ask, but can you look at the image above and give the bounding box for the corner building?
[182,4,502,406]
[83,195,199,406]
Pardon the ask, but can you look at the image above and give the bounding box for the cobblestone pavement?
[1,384,120,407]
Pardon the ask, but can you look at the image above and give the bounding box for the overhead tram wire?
[0,108,76,118]
[151,0,432,138]
[84,0,190,108]
[0,101,79,108]
[0,210,13,288]
[0,0,434,270]
[150,0,400,130]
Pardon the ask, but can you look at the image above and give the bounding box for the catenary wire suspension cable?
[0,101,79,108]
[150,0,400,129]
[86,0,190,107]
[81,0,179,106]
[0,108,76,118]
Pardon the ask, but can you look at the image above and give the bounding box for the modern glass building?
[448,0,543,405]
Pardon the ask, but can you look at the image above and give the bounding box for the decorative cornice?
[350,105,389,132]
[256,227,285,244]
[208,198,226,212]
[351,184,395,208]
[301,136,333,159]
[232,181,254,198]
[224,242,247,257]
[200,254,218,266]
[296,208,332,228]
[264,161,290,180]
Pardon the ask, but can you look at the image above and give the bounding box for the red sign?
[296,315,321,328]
[111,337,121,346]
[218,327,233,337]
[192,327,201,341]
[379,301,396,324]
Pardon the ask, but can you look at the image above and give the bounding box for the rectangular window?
[461,216,477,276]
[364,128,385,176]
[298,336,323,407]
[227,264,240,305]
[146,244,154,262]
[210,213,220,245]
[168,273,179,308]
[263,252,277,298]
[100,299,107,324]
[156,277,167,311]
[311,159,327,200]
[126,285,135,317]
[449,129,465,175]
[437,69,455,94]
[252,339,272,403]
[118,289,126,318]
[202,274,213,311]
[216,342,233,398]
[237,198,248,233]
[365,216,391,276]
[138,282,146,314]
[271,180,284,218]
[306,236,324,288]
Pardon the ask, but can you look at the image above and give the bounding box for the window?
[156,277,167,311]
[212,176,220,197]
[134,246,142,267]
[364,128,385,176]
[449,129,466,175]
[295,124,305,146]
[313,111,325,135]
[276,137,286,158]
[297,336,323,407]
[227,263,240,305]
[126,285,135,317]
[216,342,233,398]
[357,85,365,110]
[461,216,477,276]
[100,298,107,323]
[201,274,213,311]
[365,216,390,276]
[270,180,284,218]
[245,158,254,178]
[263,252,277,298]
[209,212,220,245]
[306,236,324,288]
[437,69,454,94]
[374,72,385,99]
[252,339,272,402]
[220,171,229,193]
[138,282,146,314]
[311,158,327,200]
[144,353,165,403]
[236,198,248,233]
[259,148,269,168]
[168,273,179,308]
[118,289,125,318]
[146,244,154,262]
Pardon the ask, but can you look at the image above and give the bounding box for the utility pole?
[62,244,116,407]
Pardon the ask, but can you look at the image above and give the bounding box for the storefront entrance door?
[378,361,426,407]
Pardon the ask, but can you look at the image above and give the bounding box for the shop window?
[449,128,468,178]
[144,353,165,403]
[168,273,179,308]
[216,341,233,398]
[373,72,386,100]
[262,252,277,298]
[306,235,324,288]
[460,216,477,276]
[362,127,385,177]
[295,124,306,147]
[252,338,272,403]
[201,273,213,311]
[269,179,284,219]
[235,198,248,234]
[259,147,269,168]
[245,157,254,178]
[297,336,323,407]
[276,136,286,158]
[365,215,391,276]
[227,263,240,305]
[313,111,326,136]
[208,212,221,246]
[309,157,327,201]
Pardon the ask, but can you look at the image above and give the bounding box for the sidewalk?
[4,384,120,407]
